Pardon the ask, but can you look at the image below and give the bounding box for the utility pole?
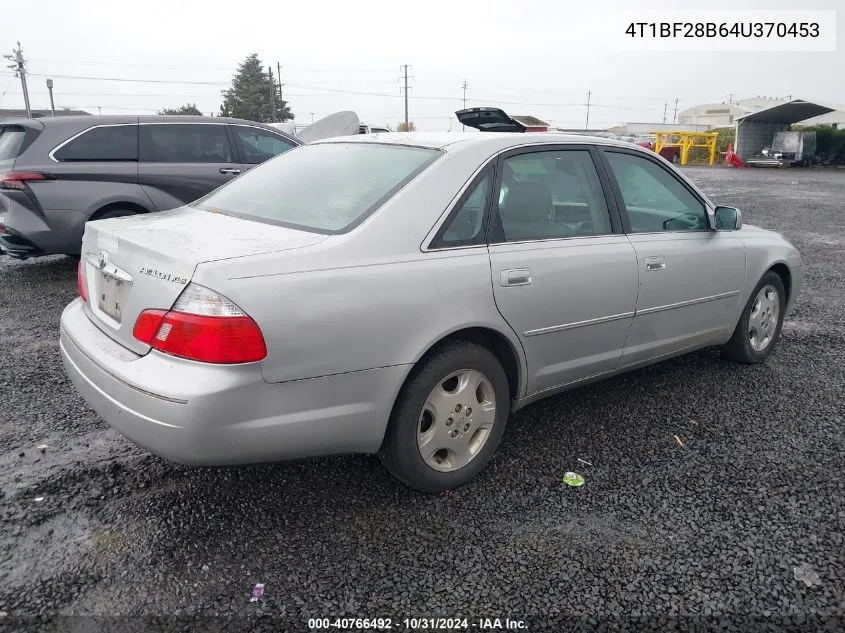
[399,64,412,130]
[663,101,668,124]
[728,93,733,104]
[461,80,469,130]
[310,112,315,123]
[268,66,277,122]
[585,90,591,130]
[673,98,679,124]
[46,79,55,116]
[4,42,31,118]
[276,62,284,105]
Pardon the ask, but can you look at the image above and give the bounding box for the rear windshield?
[193,143,441,233]
[0,126,27,161]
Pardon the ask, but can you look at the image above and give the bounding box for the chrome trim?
[48,123,136,163]
[49,121,292,163]
[635,290,739,316]
[524,311,635,337]
[522,290,739,338]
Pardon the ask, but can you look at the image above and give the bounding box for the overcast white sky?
[0,0,841,131]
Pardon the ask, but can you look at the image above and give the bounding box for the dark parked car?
[0,115,299,258]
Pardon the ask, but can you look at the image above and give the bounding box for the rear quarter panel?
[27,166,153,252]
[196,248,523,387]
[191,144,527,390]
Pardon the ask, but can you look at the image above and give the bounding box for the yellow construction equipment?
[650,131,719,166]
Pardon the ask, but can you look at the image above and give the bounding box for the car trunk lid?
[455,107,526,133]
[79,207,327,354]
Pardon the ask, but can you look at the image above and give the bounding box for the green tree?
[219,54,292,122]
[396,121,416,132]
[157,103,203,116]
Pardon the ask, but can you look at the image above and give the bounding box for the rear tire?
[721,271,786,364]
[379,341,510,494]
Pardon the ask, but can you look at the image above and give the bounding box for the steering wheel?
[663,211,701,231]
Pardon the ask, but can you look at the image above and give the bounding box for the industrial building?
[734,99,845,161]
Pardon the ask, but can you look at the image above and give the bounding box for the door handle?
[645,257,666,271]
[219,168,241,175]
[500,269,532,286]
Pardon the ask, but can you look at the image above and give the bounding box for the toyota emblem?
[97,251,109,270]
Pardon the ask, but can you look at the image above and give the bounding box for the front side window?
[193,143,441,233]
[605,151,708,232]
[234,126,296,164]
[139,124,232,163]
[494,150,613,242]
[53,125,138,162]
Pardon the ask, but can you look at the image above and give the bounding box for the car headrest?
[504,182,552,222]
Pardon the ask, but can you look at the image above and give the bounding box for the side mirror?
[714,206,743,231]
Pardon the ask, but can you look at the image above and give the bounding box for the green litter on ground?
[563,472,585,487]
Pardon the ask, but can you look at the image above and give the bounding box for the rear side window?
[194,143,441,233]
[140,124,233,163]
[0,126,29,160]
[233,126,296,164]
[53,125,138,162]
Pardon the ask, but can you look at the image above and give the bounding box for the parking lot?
[0,167,843,631]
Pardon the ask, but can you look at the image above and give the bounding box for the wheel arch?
[768,262,792,304]
[89,200,151,221]
[403,325,525,407]
[378,325,526,454]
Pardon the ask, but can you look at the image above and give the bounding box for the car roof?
[2,114,283,128]
[312,131,647,153]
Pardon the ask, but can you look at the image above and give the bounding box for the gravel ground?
[0,167,843,633]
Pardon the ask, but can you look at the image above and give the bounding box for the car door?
[138,122,242,211]
[230,124,298,174]
[598,148,746,368]
[487,146,639,395]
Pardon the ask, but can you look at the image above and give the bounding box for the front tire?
[721,271,786,364]
[379,341,510,494]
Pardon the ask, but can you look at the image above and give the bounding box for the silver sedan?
[60,131,802,493]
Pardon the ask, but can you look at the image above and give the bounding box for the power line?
[0,70,665,114]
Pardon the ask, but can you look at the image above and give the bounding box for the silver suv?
[0,115,299,259]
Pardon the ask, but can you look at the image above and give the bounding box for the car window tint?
[53,125,138,161]
[234,126,296,164]
[193,143,441,233]
[139,124,232,163]
[494,150,612,242]
[435,173,491,248]
[0,126,26,160]
[605,151,707,232]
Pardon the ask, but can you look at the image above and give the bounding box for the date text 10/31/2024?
[308,617,528,630]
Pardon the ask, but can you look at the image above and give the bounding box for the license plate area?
[97,273,125,323]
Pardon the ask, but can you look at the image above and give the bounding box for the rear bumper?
[0,228,44,258]
[60,298,408,465]
[0,191,85,257]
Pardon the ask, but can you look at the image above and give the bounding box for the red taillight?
[132,309,167,343]
[133,284,267,364]
[133,310,266,365]
[77,260,87,301]
[0,171,54,190]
